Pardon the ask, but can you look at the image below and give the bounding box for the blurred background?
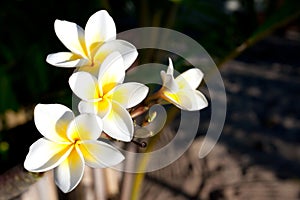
[0,0,299,199]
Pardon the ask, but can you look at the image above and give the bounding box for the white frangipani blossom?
[69,52,149,142]
[24,104,124,193]
[46,10,138,75]
[160,58,208,111]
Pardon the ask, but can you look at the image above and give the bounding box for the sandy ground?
[140,35,300,200]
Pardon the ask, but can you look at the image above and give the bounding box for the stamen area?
[74,139,83,146]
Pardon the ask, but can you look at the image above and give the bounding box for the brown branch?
[0,164,43,200]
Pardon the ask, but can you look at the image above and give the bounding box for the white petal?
[163,90,208,111]
[34,104,74,142]
[193,90,209,110]
[85,10,116,57]
[46,52,89,68]
[24,138,72,172]
[160,71,178,92]
[175,68,204,90]
[54,146,84,193]
[94,40,138,70]
[107,82,148,108]
[95,98,113,118]
[78,64,100,76]
[78,100,98,114]
[54,20,88,57]
[67,114,103,142]
[103,102,133,141]
[78,99,112,118]
[167,58,174,75]
[80,140,124,168]
[98,52,125,92]
[69,72,99,101]
[162,90,192,110]
[160,58,179,92]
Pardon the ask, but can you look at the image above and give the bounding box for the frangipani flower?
[160,58,208,111]
[24,104,124,193]
[46,10,137,75]
[69,52,149,142]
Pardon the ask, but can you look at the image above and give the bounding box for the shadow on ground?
[141,33,300,200]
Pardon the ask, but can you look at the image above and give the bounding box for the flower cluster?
[24,10,208,193]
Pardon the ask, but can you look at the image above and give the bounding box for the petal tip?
[168,57,173,65]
